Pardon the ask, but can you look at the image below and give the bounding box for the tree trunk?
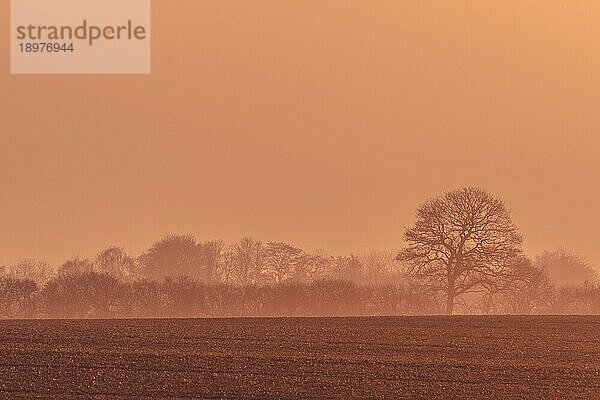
[445,287,455,315]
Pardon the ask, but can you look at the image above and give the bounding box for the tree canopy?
[397,187,524,314]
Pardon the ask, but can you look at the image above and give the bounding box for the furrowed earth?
[0,316,599,399]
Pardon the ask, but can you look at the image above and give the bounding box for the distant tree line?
[0,238,437,318]
[1,187,598,318]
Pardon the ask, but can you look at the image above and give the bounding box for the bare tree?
[7,259,54,286]
[232,237,265,285]
[43,272,124,318]
[330,255,363,283]
[199,240,224,284]
[359,250,400,284]
[95,247,139,281]
[535,249,598,287]
[0,277,37,318]
[397,187,523,315]
[480,258,554,314]
[292,252,329,282]
[139,235,206,281]
[58,257,95,276]
[217,245,237,284]
[264,242,303,284]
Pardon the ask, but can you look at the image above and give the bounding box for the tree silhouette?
[232,237,265,285]
[43,272,123,318]
[480,258,554,314]
[58,257,95,276]
[293,252,330,282]
[0,277,37,318]
[331,255,363,283]
[7,259,54,286]
[535,249,598,287]
[264,242,303,284]
[198,240,223,284]
[95,247,138,281]
[358,250,400,284]
[139,234,206,281]
[397,187,523,314]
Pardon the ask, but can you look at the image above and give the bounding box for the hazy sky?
[1,1,599,268]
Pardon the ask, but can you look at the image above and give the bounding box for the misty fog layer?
[1,188,597,319]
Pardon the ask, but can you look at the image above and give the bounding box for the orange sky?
[1,1,599,268]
